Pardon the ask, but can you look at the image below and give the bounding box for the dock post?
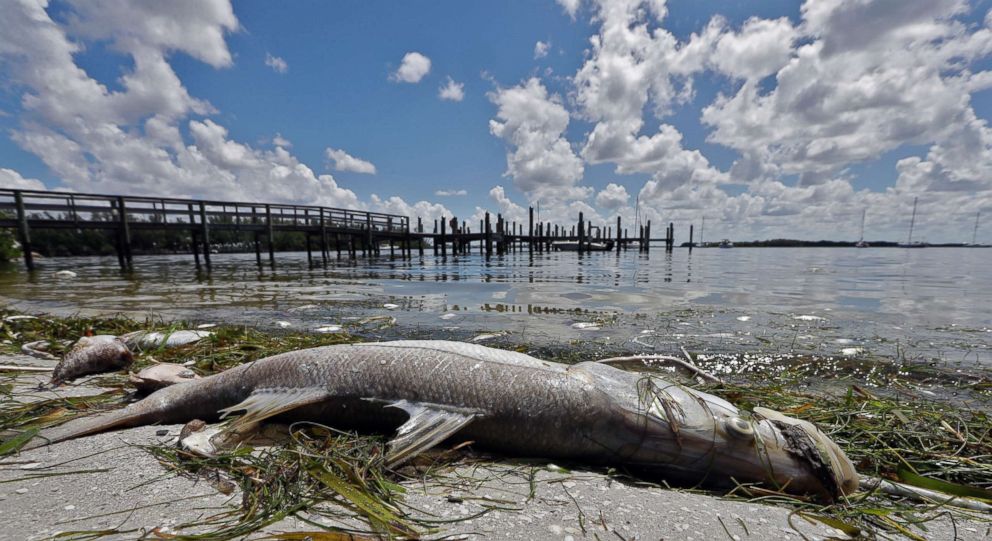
[13,191,34,271]
[616,216,622,253]
[187,204,200,269]
[117,196,133,270]
[645,220,651,253]
[321,210,328,265]
[528,206,534,252]
[266,205,275,265]
[485,212,492,257]
[198,201,211,269]
[689,224,694,252]
[252,207,262,266]
[417,217,424,257]
[306,233,313,265]
[335,233,342,259]
[388,217,395,258]
[440,216,447,257]
[578,212,585,253]
[668,222,674,251]
[366,214,373,257]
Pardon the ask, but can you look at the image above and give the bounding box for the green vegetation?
[1,311,990,539]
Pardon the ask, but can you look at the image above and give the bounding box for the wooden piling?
[484,212,492,256]
[320,210,328,265]
[13,191,33,271]
[198,201,210,268]
[266,205,275,264]
[616,216,622,253]
[528,207,534,251]
[578,212,585,254]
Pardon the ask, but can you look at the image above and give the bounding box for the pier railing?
[0,188,683,272]
[0,188,409,270]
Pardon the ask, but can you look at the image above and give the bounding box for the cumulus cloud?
[325,147,377,174]
[438,77,465,101]
[0,168,46,190]
[390,52,431,83]
[534,40,550,59]
[264,52,288,73]
[435,189,467,196]
[370,194,451,222]
[488,78,585,202]
[595,183,629,210]
[0,0,461,219]
[556,0,581,20]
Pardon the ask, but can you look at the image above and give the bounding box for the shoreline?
[1,312,991,539]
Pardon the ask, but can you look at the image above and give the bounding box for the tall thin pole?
[908,197,918,245]
[973,211,981,245]
[859,208,866,243]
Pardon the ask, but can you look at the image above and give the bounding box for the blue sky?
[2,0,992,241]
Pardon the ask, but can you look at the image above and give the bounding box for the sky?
[1,0,992,243]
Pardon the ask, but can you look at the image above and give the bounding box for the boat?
[552,240,614,252]
[855,209,869,248]
[718,239,734,248]
[899,197,927,248]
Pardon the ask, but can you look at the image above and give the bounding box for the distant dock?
[0,189,680,271]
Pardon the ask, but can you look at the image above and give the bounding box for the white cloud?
[370,194,451,222]
[0,0,376,211]
[556,0,581,20]
[595,183,629,210]
[272,133,291,147]
[534,40,550,59]
[0,168,47,190]
[325,147,377,174]
[435,189,467,196]
[265,52,288,73]
[438,77,465,101]
[390,52,431,83]
[488,78,585,202]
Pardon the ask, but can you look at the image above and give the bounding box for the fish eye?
[723,416,754,439]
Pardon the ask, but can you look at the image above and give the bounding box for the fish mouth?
[753,407,859,498]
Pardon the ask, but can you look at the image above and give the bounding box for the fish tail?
[22,402,159,450]
[22,375,234,451]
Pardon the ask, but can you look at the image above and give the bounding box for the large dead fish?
[50,335,133,385]
[27,341,857,499]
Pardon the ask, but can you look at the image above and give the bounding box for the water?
[1,247,990,368]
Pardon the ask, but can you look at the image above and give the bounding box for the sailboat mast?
[975,211,981,245]
[908,197,918,245]
[859,208,866,242]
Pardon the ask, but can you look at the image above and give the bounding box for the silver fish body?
[50,335,133,385]
[32,340,857,499]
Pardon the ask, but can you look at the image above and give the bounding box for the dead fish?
[27,340,857,500]
[20,340,58,361]
[51,335,133,385]
[119,330,213,351]
[129,363,201,393]
[53,270,77,279]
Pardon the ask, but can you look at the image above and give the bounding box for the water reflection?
[0,248,989,362]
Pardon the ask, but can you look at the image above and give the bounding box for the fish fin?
[218,387,330,434]
[384,400,479,468]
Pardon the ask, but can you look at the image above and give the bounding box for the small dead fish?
[20,340,57,361]
[53,270,77,279]
[129,363,201,393]
[51,335,133,385]
[119,330,213,351]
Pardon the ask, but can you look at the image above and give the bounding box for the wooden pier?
[0,189,681,271]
